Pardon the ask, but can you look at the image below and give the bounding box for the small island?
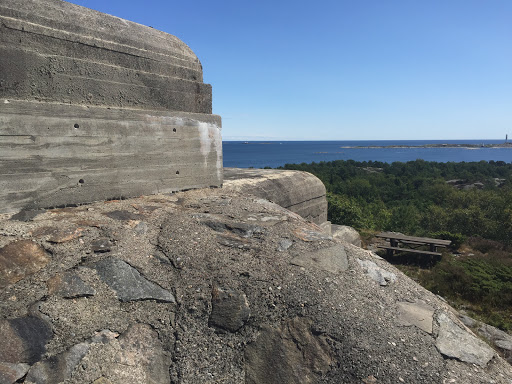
[341,142,512,149]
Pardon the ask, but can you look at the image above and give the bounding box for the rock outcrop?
[331,224,362,247]
[0,0,222,213]
[1,188,511,383]
[459,313,512,364]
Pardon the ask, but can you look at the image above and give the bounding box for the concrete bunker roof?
[0,0,202,71]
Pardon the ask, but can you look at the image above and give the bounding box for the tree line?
[278,159,512,244]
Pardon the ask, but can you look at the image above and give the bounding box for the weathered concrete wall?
[223,168,328,225]
[0,0,210,112]
[0,0,222,213]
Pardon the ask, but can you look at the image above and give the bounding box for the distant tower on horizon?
[506,134,508,143]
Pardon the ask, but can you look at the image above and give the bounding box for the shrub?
[327,192,370,229]
[430,231,466,250]
[467,236,507,254]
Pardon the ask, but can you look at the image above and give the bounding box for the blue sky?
[68,0,511,140]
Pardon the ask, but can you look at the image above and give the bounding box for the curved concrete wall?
[223,168,328,225]
[0,0,209,112]
[0,0,222,213]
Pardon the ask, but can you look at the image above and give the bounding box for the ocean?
[223,140,512,168]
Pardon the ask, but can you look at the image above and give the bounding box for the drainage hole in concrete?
[74,123,80,129]
[176,171,179,175]
[79,179,85,184]
[173,128,177,132]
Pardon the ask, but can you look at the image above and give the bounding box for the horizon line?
[222,138,507,142]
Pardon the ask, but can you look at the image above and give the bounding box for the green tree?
[327,192,369,229]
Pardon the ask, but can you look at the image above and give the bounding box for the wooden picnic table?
[375,232,451,257]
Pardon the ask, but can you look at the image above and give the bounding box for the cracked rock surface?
[436,313,495,367]
[0,189,511,383]
[92,257,176,303]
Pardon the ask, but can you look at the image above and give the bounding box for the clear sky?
[67,0,511,141]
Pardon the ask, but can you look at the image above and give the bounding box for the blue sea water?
[223,140,512,168]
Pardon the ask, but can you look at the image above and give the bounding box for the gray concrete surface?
[223,168,328,225]
[0,0,222,213]
[0,0,209,113]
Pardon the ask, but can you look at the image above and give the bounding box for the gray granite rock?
[495,339,512,351]
[456,314,512,361]
[133,221,148,235]
[436,313,494,367]
[331,225,362,247]
[91,238,112,253]
[47,271,96,298]
[209,286,250,332]
[245,317,332,384]
[277,239,293,252]
[217,234,257,250]
[227,223,264,238]
[25,342,90,383]
[93,257,175,303]
[25,325,170,384]
[76,324,170,384]
[293,227,332,242]
[479,323,512,352]
[0,317,52,364]
[115,324,170,383]
[357,259,397,286]
[9,210,45,222]
[0,362,30,384]
[202,220,228,233]
[397,301,434,334]
[458,314,477,328]
[319,221,332,235]
[291,245,348,274]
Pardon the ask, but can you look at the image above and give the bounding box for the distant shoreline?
[223,140,512,168]
[340,143,512,149]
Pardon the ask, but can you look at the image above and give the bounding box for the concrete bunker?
[0,0,222,213]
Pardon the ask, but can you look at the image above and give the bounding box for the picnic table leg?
[430,244,436,253]
[388,239,398,257]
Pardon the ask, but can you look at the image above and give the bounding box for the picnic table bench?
[375,232,451,257]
